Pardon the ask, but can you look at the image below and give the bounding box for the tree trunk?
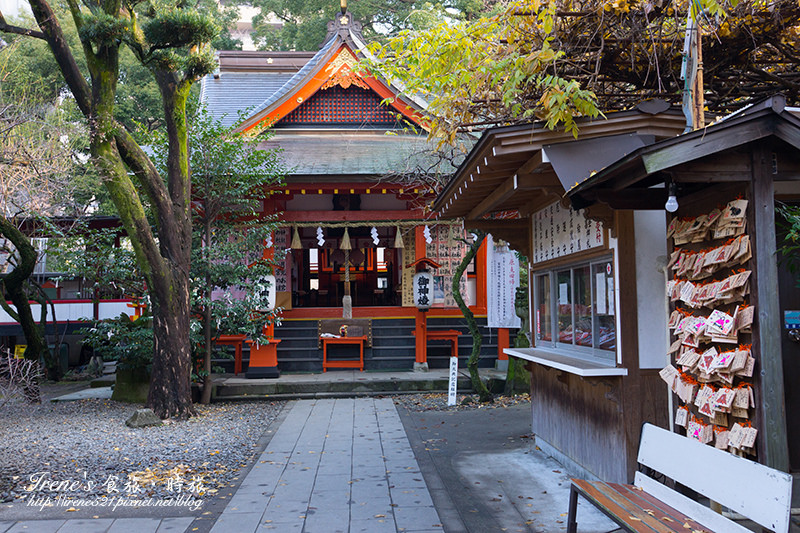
[145,74,195,418]
[452,230,492,403]
[148,280,195,418]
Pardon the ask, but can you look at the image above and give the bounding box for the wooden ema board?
[661,189,759,458]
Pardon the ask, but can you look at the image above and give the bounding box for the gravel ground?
[0,398,285,505]
[393,392,531,412]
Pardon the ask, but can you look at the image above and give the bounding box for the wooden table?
[321,335,367,372]
[412,329,462,357]
[213,334,248,374]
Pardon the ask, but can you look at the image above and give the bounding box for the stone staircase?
[212,316,505,374]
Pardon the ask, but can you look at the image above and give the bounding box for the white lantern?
[260,274,277,311]
[412,271,434,311]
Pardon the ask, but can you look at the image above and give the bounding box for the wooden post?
[751,142,790,472]
[497,328,510,360]
[415,308,427,365]
[414,226,428,368]
[693,27,704,130]
[476,236,488,311]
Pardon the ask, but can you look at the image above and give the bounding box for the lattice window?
[279,86,399,126]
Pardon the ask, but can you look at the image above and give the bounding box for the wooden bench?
[567,423,792,533]
[412,329,462,357]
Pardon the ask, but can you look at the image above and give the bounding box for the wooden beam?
[591,189,668,210]
[465,218,531,258]
[642,119,774,175]
[751,142,790,472]
[516,151,546,177]
[775,119,800,151]
[467,174,547,219]
[671,171,752,182]
[281,210,425,222]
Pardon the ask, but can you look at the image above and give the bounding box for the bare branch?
[0,13,46,39]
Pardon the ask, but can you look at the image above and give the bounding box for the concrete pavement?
[0,396,665,533]
[203,398,443,533]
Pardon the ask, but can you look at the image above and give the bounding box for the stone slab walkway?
[208,398,443,533]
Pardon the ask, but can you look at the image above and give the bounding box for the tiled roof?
[200,71,296,128]
[258,131,458,177]
[248,37,340,121]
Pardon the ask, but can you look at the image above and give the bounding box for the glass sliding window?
[535,273,552,343]
[532,257,616,361]
[573,265,592,348]
[592,262,616,352]
[556,269,572,345]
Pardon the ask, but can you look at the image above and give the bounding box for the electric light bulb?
[665,195,679,213]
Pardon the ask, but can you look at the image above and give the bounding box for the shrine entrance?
[289,226,403,308]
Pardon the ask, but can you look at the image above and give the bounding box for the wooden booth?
[433,102,690,483]
[201,8,505,373]
[569,95,800,473]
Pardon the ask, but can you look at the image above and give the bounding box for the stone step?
[211,368,507,400]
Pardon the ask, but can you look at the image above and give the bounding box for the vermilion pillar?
[414,226,428,368]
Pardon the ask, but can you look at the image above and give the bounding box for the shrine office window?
[533,258,616,361]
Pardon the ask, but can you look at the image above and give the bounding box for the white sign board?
[486,234,521,329]
[532,201,604,264]
[448,355,458,406]
[412,271,434,310]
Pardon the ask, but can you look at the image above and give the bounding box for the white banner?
[487,234,521,329]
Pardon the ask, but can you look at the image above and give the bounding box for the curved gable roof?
[232,12,428,135]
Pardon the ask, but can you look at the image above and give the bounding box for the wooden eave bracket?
[465,218,531,259]
[583,202,616,238]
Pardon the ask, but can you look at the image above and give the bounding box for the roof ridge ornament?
[324,4,364,47]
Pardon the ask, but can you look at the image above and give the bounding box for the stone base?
[495,359,509,371]
[246,366,281,379]
[112,368,150,403]
[413,362,429,373]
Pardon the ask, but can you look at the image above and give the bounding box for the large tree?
[369,0,800,142]
[151,107,284,404]
[0,0,219,418]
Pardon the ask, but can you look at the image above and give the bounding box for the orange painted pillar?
[414,226,428,367]
[415,309,427,364]
[497,328,510,360]
[476,237,488,311]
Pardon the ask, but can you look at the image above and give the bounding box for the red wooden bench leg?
[567,484,579,533]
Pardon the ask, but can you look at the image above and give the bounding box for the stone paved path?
[209,398,443,533]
